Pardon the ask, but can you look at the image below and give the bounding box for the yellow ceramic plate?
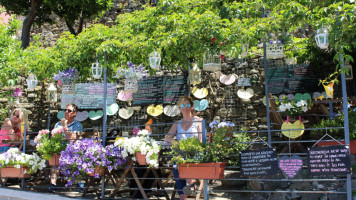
[191,87,208,99]
[147,105,164,117]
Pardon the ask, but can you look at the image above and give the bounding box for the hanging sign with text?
[308,145,351,175]
[240,148,278,177]
[278,155,303,179]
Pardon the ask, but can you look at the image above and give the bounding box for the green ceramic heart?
[294,93,303,101]
[302,93,311,100]
[107,103,119,116]
[57,111,65,120]
[88,110,104,120]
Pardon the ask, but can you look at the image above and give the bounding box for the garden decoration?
[91,59,103,79]
[107,103,119,116]
[0,148,46,178]
[119,107,134,119]
[34,128,67,166]
[219,74,236,85]
[278,155,303,179]
[319,71,340,99]
[57,111,65,120]
[281,118,305,139]
[114,62,148,93]
[237,88,254,100]
[74,111,89,122]
[163,105,180,117]
[114,129,161,168]
[262,95,278,107]
[286,94,295,100]
[26,73,38,91]
[241,44,249,58]
[191,87,208,99]
[314,26,329,49]
[203,51,221,71]
[147,104,163,117]
[149,50,161,70]
[46,83,57,103]
[53,67,79,94]
[189,63,201,85]
[294,93,311,101]
[117,90,132,101]
[88,110,104,120]
[312,92,326,100]
[59,139,127,186]
[266,40,284,59]
[345,61,353,80]
[194,99,209,112]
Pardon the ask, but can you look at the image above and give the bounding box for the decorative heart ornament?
[194,99,209,111]
[294,93,311,101]
[88,110,104,120]
[281,120,305,139]
[219,74,237,85]
[262,95,278,106]
[75,111,88,122]
[286,94,295,100]
[57,111,65,120]
[117,90,133,101]
[119,107,134,119]
[237,88,254,100]
[279,94,286,100]
[163,105,180,117]
[278,155,303,179]
[191,87,208,99]
[147,105,163,117]
[107,103,119,115]
[312,92,322,100]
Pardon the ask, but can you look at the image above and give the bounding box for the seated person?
[0,118,20,153]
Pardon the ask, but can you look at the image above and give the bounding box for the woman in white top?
[164,96,203,200]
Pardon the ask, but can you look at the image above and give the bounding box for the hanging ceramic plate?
[219,74,237,85]
[237,88,254,100]
[194,99,209,111]
[281,121,305,139]
[191,87,208,99]
[119,107,134,119]
[88,110,104,120]
[107,103,119,116]
[312,92,322,100]
[286,94,295,100]
[163,105,180,117]
[262,95,278,106]
[57,111,65,120]
[75,111,88,122]
[147,105,163,117]
[117,90,133,101]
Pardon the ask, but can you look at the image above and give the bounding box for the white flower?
[14,164,21,168]
[285,103,293,110]
[302,106,308,112]
[279,104,286,112]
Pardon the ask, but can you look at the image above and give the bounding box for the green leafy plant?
[34,128,68,160]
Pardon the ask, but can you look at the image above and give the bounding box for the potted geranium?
[58,139,126,187]
[0,148,46,178]
[52,67,79,94]
[34,127,67,166]
[114,62,148,93]
[114,129,160,168]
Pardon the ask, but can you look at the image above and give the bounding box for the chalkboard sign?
[278,155,303,178]
[133,76,188,106]
[267,63,322,95]
[237,78,251,87]
[61,83,116,109]
[240,148,278,176]
[308,145,351,175]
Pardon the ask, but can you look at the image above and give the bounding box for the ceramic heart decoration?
[107,103,119,115]
[147,105,163,117]
[88,110,104,120]
[219,74,236,85]
[237,88,254,100]
[281,120,305,139]
[57,111,65,120]
[75,111,88,122]
[194,99,209,111]
[312,92,322,100]
[119,107,134,119]
[279,94,287,100]
[191,87,208,99]
[278,155,303,179]
[117,90,133,101]
[302,93,311,100]
[163,105,180,117]
[294,93,303,101]
[286,94,295,100]
[262,95,277,106]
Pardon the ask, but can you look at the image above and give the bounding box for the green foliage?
[167,137,208,165]
[0,104,8,122]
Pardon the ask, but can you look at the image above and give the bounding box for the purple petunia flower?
[13,88,22,97]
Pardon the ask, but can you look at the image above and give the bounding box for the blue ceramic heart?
[57,111,65,120]
[194,99,209,111]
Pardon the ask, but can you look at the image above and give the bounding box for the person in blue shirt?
[49,103,83,193]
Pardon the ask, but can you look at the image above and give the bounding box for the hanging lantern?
[190,63,201,85]
[26,73,38,91]
[124,78,138,93]
[203,50,221,71]
[345,61,353,80]
[314,27,329,49]
[91,59,103,79]
[266,41,283,59]
[149,50,161,70]
[241,44,249,58]
[46,83,57,103]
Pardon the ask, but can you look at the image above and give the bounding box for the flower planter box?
[317,140,356,154]
[48,154,60,166]
[88,165,105,177]
[136,152,149,165]
[0,165,31,178]
[178,162,226,180]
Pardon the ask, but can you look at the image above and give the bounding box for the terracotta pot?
[317,140,356,154]
[48,154,60,166]
[0,165,31,178]
[88,165,105,177]
[136,152,149,165]
[178,162,226,180]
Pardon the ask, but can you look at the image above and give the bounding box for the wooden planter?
[88,165,105,177]
[0,165,31,178]
[317,140,356,154]
[178,162,226,180]
[136,152,149,165]
[48,154,60,166]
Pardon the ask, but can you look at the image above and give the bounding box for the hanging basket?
[135,152,150,165]
[178,162,226,180]
[62,82,75,94]
[124,78,138,93]
[48,154,61,166]
[88,165,105,177]
[0,165,31,178]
